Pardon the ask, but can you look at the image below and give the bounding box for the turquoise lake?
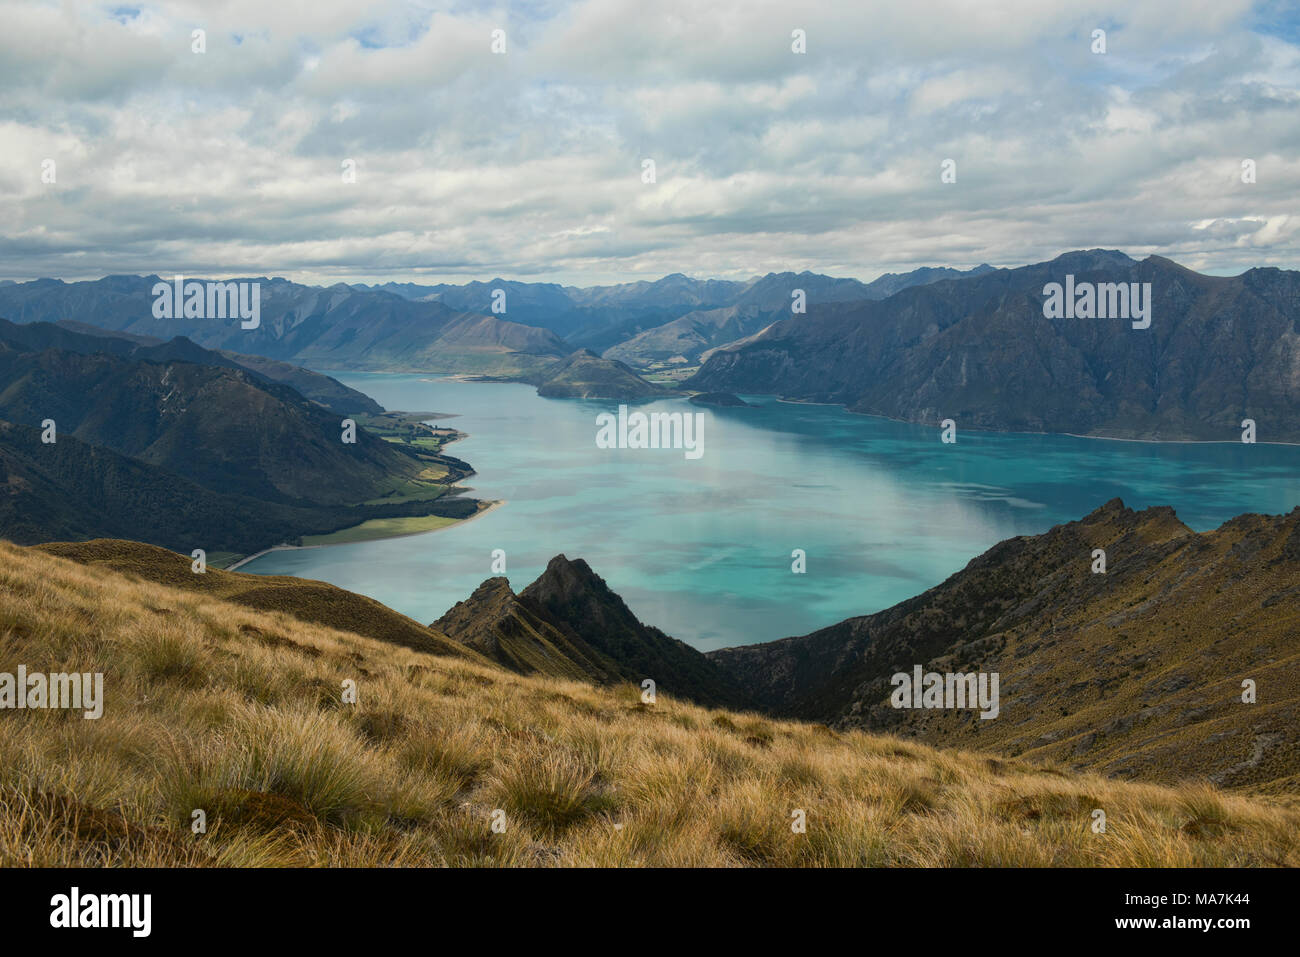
[241,374,1300,651]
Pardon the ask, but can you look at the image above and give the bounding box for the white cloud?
[0,0,1295,284]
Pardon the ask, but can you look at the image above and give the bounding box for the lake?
[241,374,1300,651]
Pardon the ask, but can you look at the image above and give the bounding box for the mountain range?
[0,320,480,555]
[689,250,1300,442]
[7,253,1296,442]
[0,263,994,383]
[0,276,569,377]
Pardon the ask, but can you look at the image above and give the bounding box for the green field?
[643,363,699,385]
[354,411,463,455]
[362,472,451,505]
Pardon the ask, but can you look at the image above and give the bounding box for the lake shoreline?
[237,371,1300,652]
[386,374,1300,447]
[769,397,1300,447]
[225,498,506,571]
[222,401,493,572]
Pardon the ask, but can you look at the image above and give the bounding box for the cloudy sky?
[2,0,1297,285]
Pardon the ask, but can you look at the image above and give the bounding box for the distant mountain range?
[601,267,996,367]
[4,252,1296,437]
[363,265,994,367]
[0,276,569,377]
[689,250,1300,442]
[0,263,993,383]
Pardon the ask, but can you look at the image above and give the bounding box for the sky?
[1,0,1297,286]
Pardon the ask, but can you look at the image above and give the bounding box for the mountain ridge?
[687,250,1300,442]
[707,498,1300,789]
[436,555,750,708]
[0,317,382,415]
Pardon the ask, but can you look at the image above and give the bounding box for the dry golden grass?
[1,539,1297,867]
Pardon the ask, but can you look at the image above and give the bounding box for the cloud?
[0,0,1296,284]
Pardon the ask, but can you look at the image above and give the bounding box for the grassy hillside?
[34,539,481,662]
[710,499,1300,791]
[2,539,1297,867]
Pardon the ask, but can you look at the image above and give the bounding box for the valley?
[3,282,1299,874]
[7,0,1300,892]
[240,372,1300,653]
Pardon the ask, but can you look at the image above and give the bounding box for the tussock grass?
[1,539,1298,867]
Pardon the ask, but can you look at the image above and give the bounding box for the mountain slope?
[708,499,1300,790]
[35,538,481,662]
[0,420,339,552]
[518,555,751,708]
[0,276,570,376]
[0,313,486,556]
[0,420,477,555]
[211,350,382,414]
[689,251,1300,441]
[2,536,1297,867]
[1,318,383,415]
[531,350,669,399]
[0,340,430,506]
